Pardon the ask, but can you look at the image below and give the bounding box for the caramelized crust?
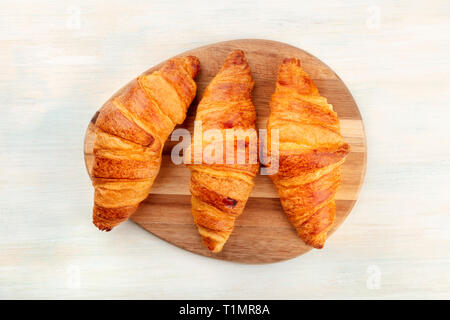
[276,144,349,179]
[96,100,155,146]
[92,56,200,231]
[267,58,349,248]
[93,204,139,231]
[187,50,259,252]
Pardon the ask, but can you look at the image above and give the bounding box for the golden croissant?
[187,50,259,252]
[267,58,349,248]
[91,56,200,231]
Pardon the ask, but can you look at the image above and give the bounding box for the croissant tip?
[93,221,113,232]
[230,49,245,56]
[343,142,351,155]
[282,57,301,66]
[225,50,247,66]
[301,236,326,249]
[201,236,225,253]
[183,55,200,78]
[93,215,114,232]
[312,243,324,249]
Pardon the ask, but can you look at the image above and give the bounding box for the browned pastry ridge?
[187,50,259,252]
[267,58,350,248]
[92,56,200,231]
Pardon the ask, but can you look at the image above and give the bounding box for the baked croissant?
[267,58,349,248]
[187,50,259,252]
[92,56,200,231]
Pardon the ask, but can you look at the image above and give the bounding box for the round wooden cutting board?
[84,39,366,264]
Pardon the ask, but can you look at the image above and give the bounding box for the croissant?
[92,56,200,231]
[187,50,259,252]
[267,58,350,248]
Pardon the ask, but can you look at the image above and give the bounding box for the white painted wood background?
[1,0,449,299]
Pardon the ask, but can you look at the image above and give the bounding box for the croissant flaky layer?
[92,56,200,231]
[268,58,349,248]
[188,50,259,252]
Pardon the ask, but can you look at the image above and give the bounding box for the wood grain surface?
[84,39,366,263]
